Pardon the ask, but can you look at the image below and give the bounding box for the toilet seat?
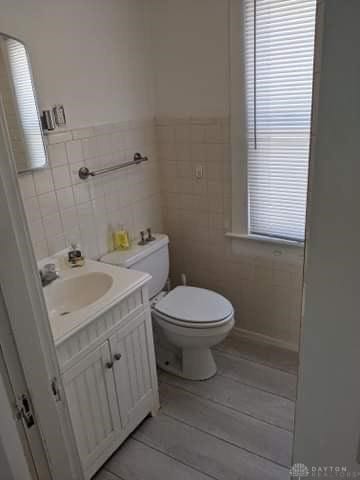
[153,286,234,329]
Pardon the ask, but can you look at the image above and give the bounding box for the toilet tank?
[100,234,169,299]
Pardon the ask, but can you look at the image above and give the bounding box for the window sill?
[225,232,304,248]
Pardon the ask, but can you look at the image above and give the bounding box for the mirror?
[0,33,47,173]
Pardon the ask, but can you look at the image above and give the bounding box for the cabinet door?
[109,313,154,428]
[62,341,121,473]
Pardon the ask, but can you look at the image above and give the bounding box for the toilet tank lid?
[100,234,169,268]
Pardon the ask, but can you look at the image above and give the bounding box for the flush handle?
[114,353,122,361]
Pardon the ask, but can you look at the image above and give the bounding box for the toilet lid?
[154,286,233,324]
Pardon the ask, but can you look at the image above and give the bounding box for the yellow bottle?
[113,224,130,251]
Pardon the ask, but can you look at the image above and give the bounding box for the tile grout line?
[160,380,294,433]
[159,411,290,470]
[131,437,219,480]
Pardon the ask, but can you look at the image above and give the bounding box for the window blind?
[6,39,46,169]
[245,0,316,241]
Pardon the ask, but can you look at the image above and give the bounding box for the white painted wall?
[293,0,360,470]
[145,0,229,117]
[0,0,155,128]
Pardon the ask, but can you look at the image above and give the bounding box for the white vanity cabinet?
[56,284,159,480]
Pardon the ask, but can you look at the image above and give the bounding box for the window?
[230,0,316,243]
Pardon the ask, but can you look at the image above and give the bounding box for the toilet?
[101,234,234,380]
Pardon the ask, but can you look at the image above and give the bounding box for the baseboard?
[233,327,299,353]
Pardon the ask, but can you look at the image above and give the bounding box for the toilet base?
[157,345,217,381]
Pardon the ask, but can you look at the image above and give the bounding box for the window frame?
[227,0,309,248]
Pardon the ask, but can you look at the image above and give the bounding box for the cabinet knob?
[105,361,114,369]
[114,353,122,361]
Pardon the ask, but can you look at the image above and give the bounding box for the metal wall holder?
[78,152,148,180]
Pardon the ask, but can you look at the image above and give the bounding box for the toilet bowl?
[101,234,234,381]
[152,286,234,380]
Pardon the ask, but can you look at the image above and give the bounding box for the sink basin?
[45,272,113,317]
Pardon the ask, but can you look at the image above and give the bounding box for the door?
[62,341,121,475]
[109,313,153,428]
[0,90,83,479]
[0,287,52,480]
[0,351,34,480]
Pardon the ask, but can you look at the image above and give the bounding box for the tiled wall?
[157,116,304,349]
[18,118,163,260]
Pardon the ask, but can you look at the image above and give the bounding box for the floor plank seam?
[213,346,298,376]
[102,467,125,480]
[161,411,290,470]
[214,349,298,378]
[160,379,294,433]
[215,370,296,402]
[132,437,219,480]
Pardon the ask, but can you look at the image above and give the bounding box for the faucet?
[39,263,59,287]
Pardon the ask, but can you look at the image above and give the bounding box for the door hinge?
[15,393,35,429]
[51,377,61,402]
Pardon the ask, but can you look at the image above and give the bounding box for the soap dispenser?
[67,243,85,267]
[113,225,130,251]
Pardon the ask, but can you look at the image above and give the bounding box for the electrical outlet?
[53,104,66,126]
[195,165,203,179]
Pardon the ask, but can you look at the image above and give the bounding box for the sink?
[45,272,113,317]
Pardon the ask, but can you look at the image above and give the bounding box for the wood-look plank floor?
[94,334,298,480]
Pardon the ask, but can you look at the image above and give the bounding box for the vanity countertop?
[39,255,150,345]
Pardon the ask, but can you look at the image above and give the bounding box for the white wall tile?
[33,169,54,195]
[73,183,91,205]
[28,218,46,243]
[61,206,79,231]
[47,131,72,144]
[38,191,58,217]
[32,239,49,260]
[72,127,95,140]
[52,165,71,190]
[18,173,35,199]
[66,140,83,164]
[56,186,75,210]
[81,136,98,160]
[43,213,63,237]
[24,196,41,222]
[48,142,68,167]
[47,234,66,256]
[69,162,83,185]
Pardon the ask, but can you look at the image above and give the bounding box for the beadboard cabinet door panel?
[62,341,121,476]
[110,314,154,428]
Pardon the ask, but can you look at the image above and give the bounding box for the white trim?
[233,327,299,353]
[0,96,83,479]
[229,0,248,235]
[225,232,304,248]
[0,288,51,479]
[0,359,33,480]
